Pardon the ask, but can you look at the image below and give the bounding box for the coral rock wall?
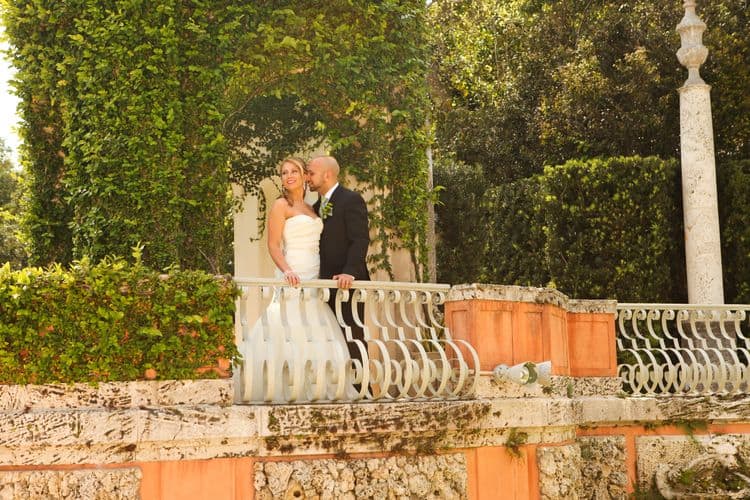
[255,454,467,499]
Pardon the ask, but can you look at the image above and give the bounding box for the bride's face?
[281,162,304,192]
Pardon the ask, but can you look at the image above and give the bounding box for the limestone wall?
[2,375,750,498]
[3,285,750,498]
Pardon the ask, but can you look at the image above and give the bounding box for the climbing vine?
[226,1,433,279]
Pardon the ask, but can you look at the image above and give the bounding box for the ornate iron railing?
[233,278,480,404]
[616,304,750,396]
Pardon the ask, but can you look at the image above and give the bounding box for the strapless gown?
[238,214,356,402]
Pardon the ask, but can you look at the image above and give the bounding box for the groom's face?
[307,161,326,193]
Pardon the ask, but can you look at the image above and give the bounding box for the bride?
[238,157,357,403]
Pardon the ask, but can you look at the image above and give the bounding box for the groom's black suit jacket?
[314,184,370,372]
[314,185,370,281]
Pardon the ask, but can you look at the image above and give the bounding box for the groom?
[307,155,370,364]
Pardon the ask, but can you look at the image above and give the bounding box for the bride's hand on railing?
[283,269,300,286]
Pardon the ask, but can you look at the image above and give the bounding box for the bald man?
[307,155,370,366]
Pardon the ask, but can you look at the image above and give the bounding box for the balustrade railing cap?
[568,299,618,314]
[233,277,450,292]
[447,284,570,308]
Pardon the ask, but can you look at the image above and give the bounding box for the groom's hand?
[333,273,355,289]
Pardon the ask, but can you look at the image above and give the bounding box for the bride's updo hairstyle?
[278,157,307,206]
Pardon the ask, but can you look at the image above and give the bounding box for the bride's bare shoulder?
[270,197,290,213]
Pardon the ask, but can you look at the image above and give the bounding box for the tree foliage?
[542,156,685,302]
[431,0,750,299]
[718,160,750,304]
[436,155,686,302]
[0,140,26,267]
[428,0,749,182]
[0,251,238,384]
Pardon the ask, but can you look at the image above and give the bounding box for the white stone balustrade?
[233,278,480,403]
[616,303,750,395]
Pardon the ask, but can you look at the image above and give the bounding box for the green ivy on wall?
[2,1,240,271]
[225,1,433,280]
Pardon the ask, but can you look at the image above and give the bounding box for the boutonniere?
[320,201,334,220]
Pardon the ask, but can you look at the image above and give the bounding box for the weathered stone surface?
[9,381,750,478]
[537,444,582,499]
[447,284,569,307]
[0,468,140,499]
[578,436,628,500]
[475,375,622,399]
[255,453,466,499]
[259,400,491,436]
[575,395,750,427]
[254,398,579,456]
[636,433,750,495]
[567,300,617,314]
[0,405,259,465]
[0,380,233,411]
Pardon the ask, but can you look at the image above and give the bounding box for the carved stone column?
[677,0,724,304]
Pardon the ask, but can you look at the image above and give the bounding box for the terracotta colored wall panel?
[448,307,471,343]
[543,306,570,375]
[447,293,617,378]
[476,306,514,369]
[472,446,536,500]
[567,313,617,376]
[513,305,544,363]
[139,458,254,500]
[447,300,516,370]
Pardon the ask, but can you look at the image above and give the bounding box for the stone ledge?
[446,284,617,314]
[475,375,622,399]
[576,394,750,426]
[4,379,749,467]
[0,379,233,410]
[568,299,617,314]
[0,404,259,466]
[446,284,569,307]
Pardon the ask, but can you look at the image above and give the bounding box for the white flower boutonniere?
[320,201,334,220]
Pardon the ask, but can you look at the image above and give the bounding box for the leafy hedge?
[718,159,750,303]
[433,159,485,285]
[482,177,548,288]
[542,156,685,302]
[0,252,238,384]
[436,155,688,301]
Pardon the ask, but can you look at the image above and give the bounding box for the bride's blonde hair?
[278,157,307,206]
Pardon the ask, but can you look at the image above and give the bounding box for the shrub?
[434,159,486,284]
[542,156,685,301]
[718,159,750,303]
[0,251,238,384]
[481,177,548,287]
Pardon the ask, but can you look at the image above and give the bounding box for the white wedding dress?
[238,214,357,403]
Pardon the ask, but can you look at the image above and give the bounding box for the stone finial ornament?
[676,0,709,85]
